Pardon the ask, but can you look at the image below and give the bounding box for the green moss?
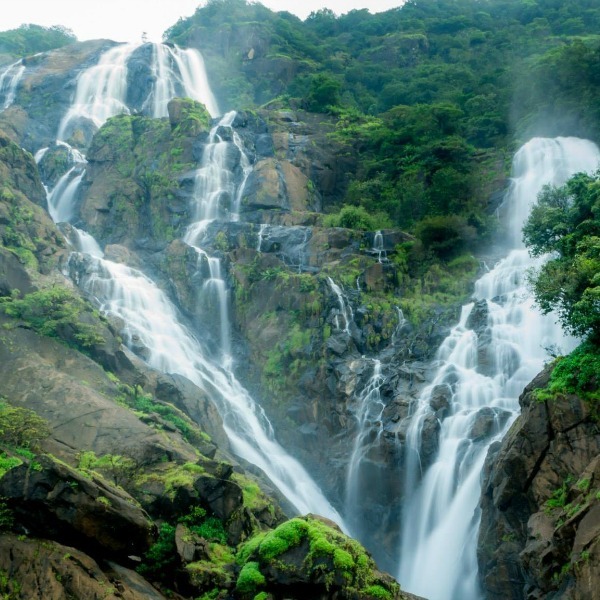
[258,518,308,560]
[236,561,266,595]
[238,516,399,598]
[0,454,22,478]
[363,584,392,599]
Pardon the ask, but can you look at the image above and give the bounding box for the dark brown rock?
[0,455,155,559]
[0,533,167,600]
[478,366,600,600]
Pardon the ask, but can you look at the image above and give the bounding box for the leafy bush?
[0,401,50,450]
[523,173,600,340]
[324,205,392,231]
[137,523,177,579]
[0,287,104,349]
[414,215,477,258]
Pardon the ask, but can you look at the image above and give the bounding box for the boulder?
[0,533,167,600]
[0,455,155,559]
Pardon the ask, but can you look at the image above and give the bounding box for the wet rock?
[429,383,452,417]
[37,142,74,187]
[0,533,167,600]
[126,43,155,112]
[194,473,243,521]
[478,366,600,600]
[241,157,289,211]
[419,412,441,469]
[0,247,34,296]
[0,455,155,559]
[175,523,209,563]
[468,407,511,441]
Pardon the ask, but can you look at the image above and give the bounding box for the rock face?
[0,455,155,559]
[0,40,114,151]
[0,533,168,600]
[478,367,600,600]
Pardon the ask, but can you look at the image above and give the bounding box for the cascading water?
[46,143,87,223]
[344,360,386,537]
[0,59,25,111]
[74,256,344,521]
[58,41,219,143]
[44,56,345,526]
[397,137,600,600]
[328,277,354,335]
[146,43,219,119]
[373,230,386,263]
[57,43,135,140]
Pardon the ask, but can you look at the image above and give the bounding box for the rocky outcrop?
[0,455,155,559]
[0,533,168,600]
[478,367,600,599]
[0,40,114,151]
[235,514,424,600]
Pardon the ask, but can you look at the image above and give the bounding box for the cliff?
[478,367,600,599]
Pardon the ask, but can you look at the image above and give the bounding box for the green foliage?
[324,205,392,231]
[0,567,20,599]
[137,523,177,579]
[363,585,392,600]
[523,172,600,339]
[545,477,574,511]
[115,382,209,445]
[0,24,76,57]
[415,215,477,259]
[0,454,21,479]
[304,73,342,112]
[0,287,104,350]
[0,500,14,532]
[0,401,50,450]
[77,450,136,486]
[535,342,600,416]
[235,561,266,595]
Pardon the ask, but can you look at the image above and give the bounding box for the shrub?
[0,401,50,449]
[0,287,104,349]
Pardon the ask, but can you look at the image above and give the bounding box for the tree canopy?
[523,172,600,341]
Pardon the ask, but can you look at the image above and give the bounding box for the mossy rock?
[236,514,405,599]
[168,97,212,137]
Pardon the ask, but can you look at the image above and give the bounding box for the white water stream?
[397,137,600,600]
[344,360,386,536]
[0,60,25,111]
[43,44,344,525]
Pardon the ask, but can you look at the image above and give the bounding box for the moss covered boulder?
[235,515,418,600]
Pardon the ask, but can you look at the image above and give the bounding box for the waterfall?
[344,360,386,537]
[327,277,354,334]
[147,44,219,119]
[45,70,345,525]
[0,60,25,111]
[184,112,238,239]
[75,256,344,521]
[46,142,87,223]
[58,41,218,143]
[397,137,600,600]
[373,230,386,263]
[57,43,135,141]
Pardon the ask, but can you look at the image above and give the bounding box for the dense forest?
[166,0,600,235]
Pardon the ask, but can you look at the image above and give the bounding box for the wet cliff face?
[478,367,600,600]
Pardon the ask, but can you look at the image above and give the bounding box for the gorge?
[0,2,599,600]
